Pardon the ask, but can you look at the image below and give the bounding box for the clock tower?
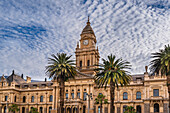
[75,17,100,75]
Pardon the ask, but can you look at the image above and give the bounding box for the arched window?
[22,107,25,113]
[14,96,17,102]
[154,103,159,112]
[31,96,34,102]
[40,95,43,102]
[40,107,43,113]
[136,92,141,100]
[136,105,141,113]
[123,92,128,100]
[123,105,127,113]
[49,107,52,113]
[49,95,53,102]
[23,96,26,103]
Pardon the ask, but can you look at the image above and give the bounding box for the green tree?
[124,106,136,113]
[29,107,38,113]
[46,53,77,113]
[150,44,170,75]
[95,93,108,113]
[9,104,19,113]
[95,54,132,113]
[150,44,170,112]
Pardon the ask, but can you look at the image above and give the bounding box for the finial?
[12,70,14,75]
[87,16,90,25]
[77,41,79,48]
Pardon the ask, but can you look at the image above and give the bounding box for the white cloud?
[0,0,169,80]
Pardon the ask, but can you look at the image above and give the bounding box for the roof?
[81,18,95,36]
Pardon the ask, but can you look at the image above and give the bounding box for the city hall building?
[0,19,169,113]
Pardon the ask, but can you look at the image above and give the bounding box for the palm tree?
[46,53,77,113]
[150,44,170,75]
[124,106,136,113]
[29,107,38,113]
[9,104,19,113]
[150,44,170,112]
[95,93,108,113]
[95,54,132,113]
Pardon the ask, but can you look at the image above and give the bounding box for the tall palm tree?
[150,44,170,112]
[46,53,77,113]
[95,93,108,113]
[95,54,132,113]
[9,104,19,113]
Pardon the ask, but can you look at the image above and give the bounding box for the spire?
[81,16,95,36]
[87,16,90,25]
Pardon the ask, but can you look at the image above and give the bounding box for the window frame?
[123,92,128,100]
[153,89,159,97]
[136,92,141,100]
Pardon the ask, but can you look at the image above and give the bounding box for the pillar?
[144,103,150,113]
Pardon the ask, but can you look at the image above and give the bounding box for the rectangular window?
[87,60,90,66]
[83,92,87,101]
[66,93,68,99]
[77,93,80,99]
[153,89,159,96]
[71,93,74,99]
[80,61,82,67]
[5,96,8,101]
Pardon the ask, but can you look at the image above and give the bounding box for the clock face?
[83,40,88,45]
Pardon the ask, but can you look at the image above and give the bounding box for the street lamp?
[86,93,93,113]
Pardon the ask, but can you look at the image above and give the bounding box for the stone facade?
[0,19,169,113]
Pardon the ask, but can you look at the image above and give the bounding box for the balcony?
[150,96,164,100]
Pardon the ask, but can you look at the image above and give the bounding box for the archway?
[73,107,76,113]
[136,105,141,113]
[154,103,159,113]
[67,107,71,113]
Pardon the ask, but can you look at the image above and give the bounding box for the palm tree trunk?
[100,103,102,113]
[59,78,65,113]
[110,77,115,113]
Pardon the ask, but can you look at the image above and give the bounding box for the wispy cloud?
[0,0,169,80]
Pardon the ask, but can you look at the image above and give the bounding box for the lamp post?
[86,93,93,113]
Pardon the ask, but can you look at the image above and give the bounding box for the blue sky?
[0,0,170,80]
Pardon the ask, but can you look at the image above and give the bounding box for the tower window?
[5,96,8,101]
[80,61,82,67]
[87,60,90,66]
[40,95,43,102]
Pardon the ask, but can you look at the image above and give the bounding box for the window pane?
[66,93,68,99]
[49,95,53,102]
[123,92,128,100]
[153,89,159,96]
[136,92,141,99]
[40,96,43,102]
[5,96,8,101]
[77,93,80,99]
[98,106,100,113]
[31,96,34,102]
[71,93,74,99]
[83,92,87,101]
